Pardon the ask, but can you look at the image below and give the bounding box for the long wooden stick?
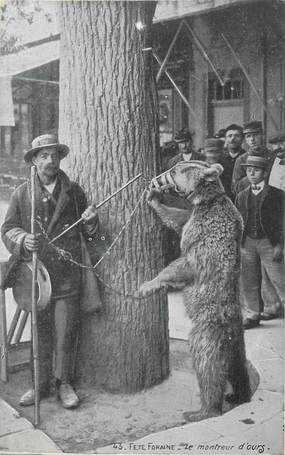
[49,172,143,245]
[221,33,278,131]
[152,50,201,124]
[31,166,40,426]
[183,20,225,87]
[0,263,8,382]
[156,21,184,83]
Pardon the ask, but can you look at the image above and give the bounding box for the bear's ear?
[203,163,224,181]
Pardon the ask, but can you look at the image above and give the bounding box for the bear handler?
[1,134,102,409]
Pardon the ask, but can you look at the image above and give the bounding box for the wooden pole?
[183,19,225,87]
[0,263,8,382]
[152,50,201,124]
[261,32,268,141]
[156,20,184,83]
[260,4,268,141]
[280,62,283,129]
[31,165,40,426]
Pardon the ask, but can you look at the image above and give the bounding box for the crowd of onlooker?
[161,121,285,330]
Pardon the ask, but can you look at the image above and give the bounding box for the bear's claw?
[183,409,221,423]
[225,393,251,405]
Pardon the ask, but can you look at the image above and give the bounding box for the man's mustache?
[43,165,58,172]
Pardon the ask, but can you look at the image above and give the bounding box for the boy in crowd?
[232,121,271,195]
[235,156,284,329]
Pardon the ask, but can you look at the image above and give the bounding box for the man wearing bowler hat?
[1,133,101,408]
[235,155,284,329]
[167,128,201,168]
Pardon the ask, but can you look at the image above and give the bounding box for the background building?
[0,0,284,181]
[153,0,285,147]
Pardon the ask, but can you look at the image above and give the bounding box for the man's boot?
[57,382,79,409]
[19,388,49,406]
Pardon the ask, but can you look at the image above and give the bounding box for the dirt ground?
[0,340,259,454]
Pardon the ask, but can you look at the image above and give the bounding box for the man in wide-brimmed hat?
[235,155,284,329]
[1,133,102,409]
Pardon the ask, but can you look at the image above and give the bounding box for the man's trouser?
[261,266,281,314]
[31,295,79,393]
[241,237,285,320]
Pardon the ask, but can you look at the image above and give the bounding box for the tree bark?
[58,1,169,393]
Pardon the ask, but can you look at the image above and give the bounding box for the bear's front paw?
[138,279,160,296]
[147,189,163,205]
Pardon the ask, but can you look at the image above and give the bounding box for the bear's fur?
[140,162,251,422]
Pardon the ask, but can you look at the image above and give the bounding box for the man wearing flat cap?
[268,129,285,187]
[1,134,101,409]
[203,138,224,165]
[268,129,285,152]
[235,155,284,329]
[220,124,246,201]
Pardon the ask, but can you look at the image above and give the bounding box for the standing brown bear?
[140,161,251,422]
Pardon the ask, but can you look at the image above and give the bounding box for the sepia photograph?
[0,0,284,454]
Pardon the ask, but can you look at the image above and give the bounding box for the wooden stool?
[0,261,30,382]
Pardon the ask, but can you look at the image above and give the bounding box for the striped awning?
[0,40,59,126]
[153,0,282,23]
[0,40,59,78]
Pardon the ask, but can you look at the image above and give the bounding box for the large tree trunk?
[58,1,169,393]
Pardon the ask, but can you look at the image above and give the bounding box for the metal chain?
[36,188,162,300]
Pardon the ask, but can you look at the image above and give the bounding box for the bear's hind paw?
[183,409,222,423]
[225,393,251,405]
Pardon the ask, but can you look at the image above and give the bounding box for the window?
[0,102,31,156]
[159,89,173,145]
[158,88,183,146]
[209,78,244,102]
[207,70,245,136]
[0,127,12,156]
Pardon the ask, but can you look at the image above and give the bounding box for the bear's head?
[169,160,224,202]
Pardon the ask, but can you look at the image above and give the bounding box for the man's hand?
[273,244,284,262]
[81,205,97,223]
[24,233,41,252]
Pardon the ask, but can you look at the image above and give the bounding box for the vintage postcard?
[0,1,284,455]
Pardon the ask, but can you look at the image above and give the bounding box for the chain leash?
[36,188,163,301]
